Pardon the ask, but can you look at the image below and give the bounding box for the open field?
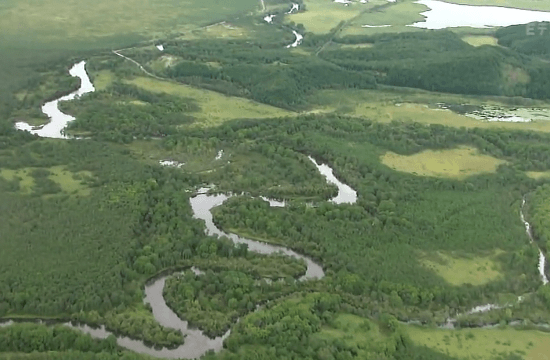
[286,0,387,33]
[307,89,550,132]
[444,0,550,11]
[90,70,115,91]
[125,77,292,126]
[462,35,499,47]
[406,325,550,360]
[380,146,508,179]
[419,251,503,286]
[340,0,426,36]
[47,166,93,196]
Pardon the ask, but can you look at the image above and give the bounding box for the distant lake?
[411,0,550,29]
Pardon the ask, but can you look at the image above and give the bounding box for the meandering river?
[0,151,355,358]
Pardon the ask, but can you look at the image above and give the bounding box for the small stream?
[15,61,95,139]
[441,196,549,329]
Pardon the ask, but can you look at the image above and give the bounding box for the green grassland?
[125,77,292,126]
[419,251,504,286]
[380,146,508,179]
[407,325,550,360]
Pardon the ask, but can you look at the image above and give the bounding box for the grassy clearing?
[149,56,181,72]
[0,168,35,194]
[526,171,550,180]
[462,35,499,47]
[406,325,550,360]
[0,167,92,196]
[503,64,531,89]
[125,77,292,126]
[380,146,508,179]
[443,0,550,11]
[48,166,92,196]
[91,70,115,91]
[419,251,503,286]
[339,43,374,49]
[306,89,550,132]
[286,0,386,34]
[340,0,426,36]
[313,313,388,356]
[175,23,250,41]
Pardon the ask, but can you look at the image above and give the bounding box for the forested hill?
[496,22,550,56]
[318,30,550,100]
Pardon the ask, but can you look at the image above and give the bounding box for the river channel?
[15,61,95,139]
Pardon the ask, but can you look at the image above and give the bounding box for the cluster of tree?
[71,307,184,348]
[0,323,118,354]
[60,83,198,141]
[163,269,301,337]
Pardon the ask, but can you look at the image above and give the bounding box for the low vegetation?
[380,146,508,179]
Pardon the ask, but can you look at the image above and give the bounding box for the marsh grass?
[419,250,504,286]
[125,77,292,126]
[462,35,500,47]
